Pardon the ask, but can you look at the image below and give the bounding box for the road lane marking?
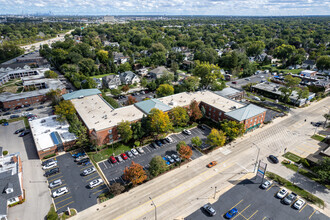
[55,196,72,205]
[56,201,74,211]
[309,209,316,219]
[247,210,258,220]
[299,203,308,213]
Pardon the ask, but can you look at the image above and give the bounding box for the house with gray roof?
[149,66,171,79]
[102,75,121,89]
[134,99,172,114]
[119,71,140,85]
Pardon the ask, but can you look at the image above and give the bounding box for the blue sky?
[1,0,329,16]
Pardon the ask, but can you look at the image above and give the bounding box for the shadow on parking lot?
[228,179,256,186]
[22,134,39,160]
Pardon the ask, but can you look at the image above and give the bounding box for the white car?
[42,161,57,170]
[165,137,173,143]
[49,179,62,189]
[82,167,96,176]
[293,198,305,210]
[89,179,103,188]
[131,148,139,156]
[52,187,68,198]
[261,180,273,189]
[277,188,289,199]
[137,147,144,154]
[182,129,191,135]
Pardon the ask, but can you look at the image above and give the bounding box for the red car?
[121,153,128,160]
[109,156,117,164]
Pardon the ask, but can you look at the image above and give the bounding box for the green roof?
[224,104,266,121]
[134,99,172,114]
[62,89,101,100]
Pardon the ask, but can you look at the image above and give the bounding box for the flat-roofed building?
[29,115,77,158]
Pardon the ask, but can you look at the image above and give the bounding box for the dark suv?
[45,167,59,177]
[42,158,56,166]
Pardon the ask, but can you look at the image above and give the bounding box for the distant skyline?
[1,0,330,16]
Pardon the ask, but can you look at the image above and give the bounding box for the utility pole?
[213,186,217,199]
[293,164,303,185]
[149,197,157,220]
[253,143,260,173]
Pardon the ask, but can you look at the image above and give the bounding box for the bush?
[43,153,56,159]
[46,204,58,220]
[3,150,8,156]
[299,158,310,168]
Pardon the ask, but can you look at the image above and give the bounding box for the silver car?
[49,179,62,189]
[261,180,272,189]
[277,188,288,199]
[117,155,123,162]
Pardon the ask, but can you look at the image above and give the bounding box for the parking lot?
[98,126,208,185]
[185,178,328,220]
[111,91,156,106]
[46,153,108,213]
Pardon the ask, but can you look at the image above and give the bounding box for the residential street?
[72,97,330,220]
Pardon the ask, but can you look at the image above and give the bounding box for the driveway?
[98,127,208,185]
[1,120,52,220]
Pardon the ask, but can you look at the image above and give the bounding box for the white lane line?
[145,147,151,153]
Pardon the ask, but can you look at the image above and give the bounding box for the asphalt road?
[185,178,328,220]
[98,127,207,184]
[227,72,272,89]
[48,153,108,213]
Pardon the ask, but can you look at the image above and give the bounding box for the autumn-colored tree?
[176,141,187,151]
[117,120,133,143]
[126,95,137,105]
[189,100,202,122]
[123,161,147,186]
[220,120,245,142]
[55,100,76,121]
[109,183,125,196]
[156,84,174,97]
[206,128,226,148]
[169,106,189,127]
[148,108,173,135]
[121,85,130,92]
[178,145,192,160]
[96,49,109,64]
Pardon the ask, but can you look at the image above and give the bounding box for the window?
[109,134,113,139]
[108,129,112,134]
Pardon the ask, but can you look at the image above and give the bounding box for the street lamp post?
[149,197,157,220]
[293,164,303,185]
[253,143,260,173]
[213,186,217,199]
[323,106,329,129]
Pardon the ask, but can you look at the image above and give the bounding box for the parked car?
[151,143,158,148]
[89,178,103,188]
[2,122,9,126]
[126,151,133,158]
[277,188,289,199]
[42,158,56,166]
[117,155,123,162]
[109,156,117,164]
[137,147,144,154]
[24,104,31,107]
[72,152,86,158]
[26,107,34,111]
[225,208,238,219]
[3,112,11,116]
[171,154,181,162]
[182,129,191,135]
[293,198,305,210]
[131,148,139,156]
[232,81,237,84]
[121,153,128,160]
[162,157,171,165]
[42,161,57,170]
[207,161,217,168]
[10,114,20,119]
[165,136,173,143]
[14,128,25,134]
[37,106,44,109]
[19,130,30,137]
[161,139,167,144]
[203,203,216,216]
[75,155,88,162]
[82,167,96,176]
[165,155,175,163]
[198,124,206,130]
[245,78,251,81]
[52,187,68,198]
[49,179,62,189]
[77,158,90,165]
[269,155,279,164]
[261,180,273,189]
[283,192,297,205]
[44,167,59,177]
[156,140,162,147]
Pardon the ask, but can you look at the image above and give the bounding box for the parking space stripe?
[92,187,108,195]
[51,183,67,191]
[53,192,71,200]
[266,184,274,191]
[230,199,243,210]
[85,175,99,182]
[145,146,151,153]
[309,209,316,219]
[56,201,74,211]
[103,161,108,169]
[80,165,93,170]
[55,196,72,205]
[247,210,258,220]
[91,184,106,190]
[233,204,250,220]
[48,175,63,182]
[299,203,308,213]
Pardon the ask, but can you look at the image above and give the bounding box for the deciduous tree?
[156,84,174,97]
[169,106,189,127]
[123,161,147,186]
[206,128,226,147]
[316,56,330,71]
[149,108,173,135]
[149,156,168,177]
[126,95,137,105]
[191,136,202,147]
[193,61,221,88]
[182,76,200,92]
[117,120,133,143]
[55,100,76,121]
[44,70,58,78]
[220,120,245,141]
[109,183,125,196]
[178,145,192,160]
[189,100,202,122]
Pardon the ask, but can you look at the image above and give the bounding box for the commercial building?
[0,152,24,220]
[29,115,77,159]
[214,87,245,101]
[0,67,49,86]
[69,89,266,145]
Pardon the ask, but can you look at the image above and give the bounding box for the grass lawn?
[283,152,302,163]
[261,65,303,75]
[311,134,325,142]
[89,73,114,79]
[91,144,131,162]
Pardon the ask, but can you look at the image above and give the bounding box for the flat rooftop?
[29,115,76,152]
[158,90,244,113]
[71,94,145,131]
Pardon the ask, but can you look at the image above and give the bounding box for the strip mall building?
[64,89,266,145]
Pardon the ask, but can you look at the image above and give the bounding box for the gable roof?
[224,104,266,121]
[150,66,168,75]
[62,89,101,100]
[134,99,172,114]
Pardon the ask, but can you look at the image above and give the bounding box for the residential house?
[119,71,140,85]
[103,41,119,47]
[92,78,102,89]
[302,60,316,70]
[113,52,129,64]
[181,60,194,71]
[136,68,149,77]
[149,66,171,79]
[102,75,121,89]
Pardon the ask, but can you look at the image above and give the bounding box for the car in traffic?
[14,128,25,134]
[109,156,117,164]
[277,188,289,199]
[225,208,238,219]
[182,129,191,135]
[282,192,297,205]
[203,203,216,216]
[137,147,144,154]
[171,154,181,162]
[89,178,103,188]
[49,179,62,189]
[131,148,139,156]
[52,187,68,198]
[44,167,60,177]
[269,155,279,164]
[207,161,217,168]
[82,167,96,176]
[121,153,128,160]
[42,161,57,170]
[293,198,305,210]
[19,130,30,137]
[261,180,273,189]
